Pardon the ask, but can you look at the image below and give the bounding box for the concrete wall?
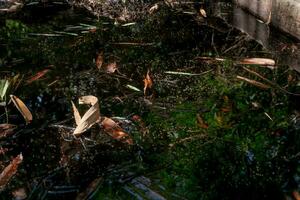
[234,0,300,40]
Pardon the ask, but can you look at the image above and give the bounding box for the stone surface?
[235,0,300,40]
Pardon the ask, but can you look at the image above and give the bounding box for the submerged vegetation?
[0,1,300,199]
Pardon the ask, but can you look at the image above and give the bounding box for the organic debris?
[101,117,133,144]
[72,95,100,136]
[0,124,17,139]
[0,154,23,192]
[26,68,51,84]
[143,70,153,95]
[10,95,32,124]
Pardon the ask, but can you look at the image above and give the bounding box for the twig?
[242,67,300,96]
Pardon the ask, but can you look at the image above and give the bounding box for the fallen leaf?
[96,51,104,70]
[293,191,300,200]
[0,124,17,139]
[236,76,270,89]
[0,80,9,101]
[199,8,207,18]
[149,3,159,14]
[196,114,208,129]
[143,70,153,95]
[71,101,81,126]
[0,153,23,191]
[72,96,100,136]
[105,62,117,73]
[126,84,142,92]
[12,187,27,200]
[239,58,275,66]
[10,95,33,124]
[101,117,133,144]
[26,69,50,84]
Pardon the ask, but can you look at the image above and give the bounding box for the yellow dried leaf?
[0,154,23,191]
[10,95,32,124]
[73,96,100,136]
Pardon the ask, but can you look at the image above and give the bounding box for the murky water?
[0,1,300,199]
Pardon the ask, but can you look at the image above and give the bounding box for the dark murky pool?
[0,1,300,199]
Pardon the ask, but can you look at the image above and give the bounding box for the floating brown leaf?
[26,69,50,84]
[10,95,33,124]
[239,58,275,66]
[143,70,153,95]
[96,51,104,70]
[0,153,23,191]
[72,96,100,136]
[236,76,270,90]
[0,124,17,139]
[101,117,133,144]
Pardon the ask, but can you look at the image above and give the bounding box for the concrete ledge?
[234,0,300,40]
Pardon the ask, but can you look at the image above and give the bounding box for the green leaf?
[0,80,9,101]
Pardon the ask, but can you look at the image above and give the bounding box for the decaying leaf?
[26,69,50,84]
[0,124,17,139]
[196,114,208,129]
[12,187,27,200]
[143,70,153,95]
[199,8,207,18]
[105,62,117,73]
[0,153,23,191]
[72,96,100,136]
[238,58,275,66]
[0,80,9,101]
[236,76,270,89]
[96,51,104,70]
[101,117,133,144]
[10,95,33,124]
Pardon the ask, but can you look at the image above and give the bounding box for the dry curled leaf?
[10,95,32,124]
[293,190,300,200]
[0,153,23,191]
[72,96,100,136]
[101,117,133,144]
[143,70,153,95]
